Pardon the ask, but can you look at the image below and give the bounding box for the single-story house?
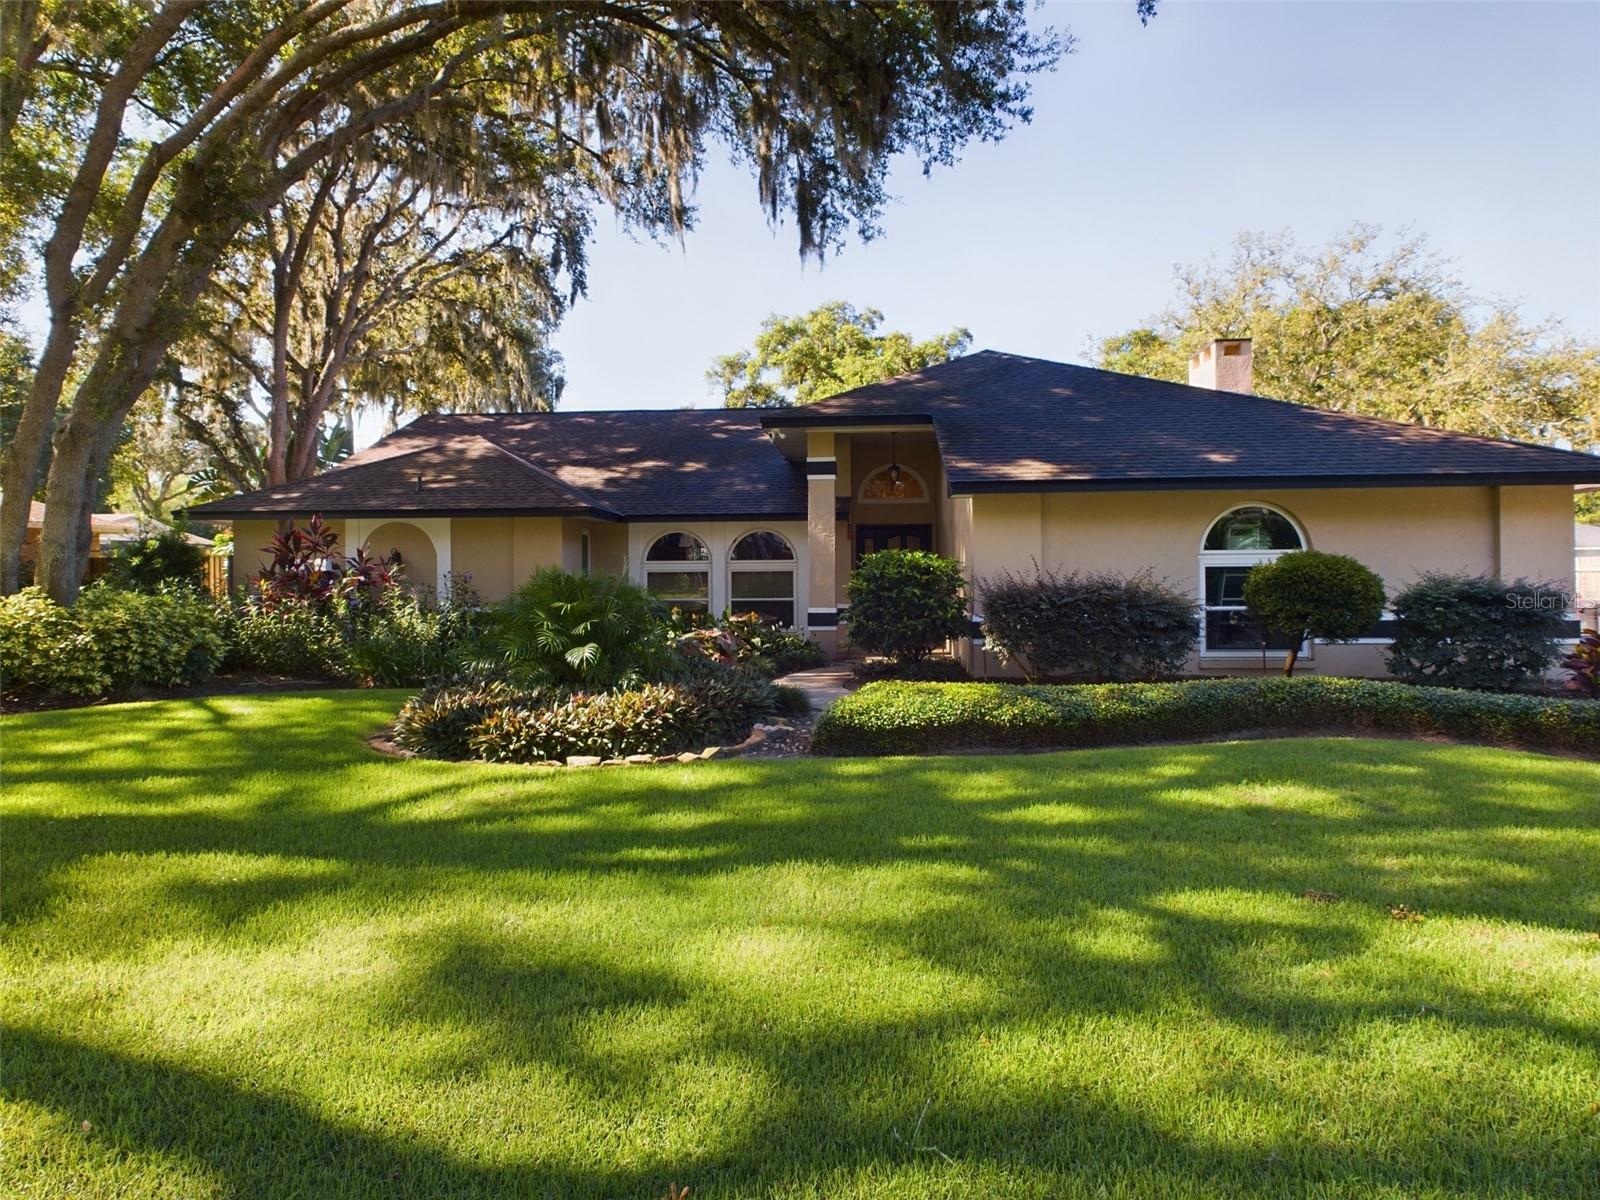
[190,340,1600,676]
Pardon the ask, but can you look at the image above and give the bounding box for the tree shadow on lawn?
[5,701,1600,1195]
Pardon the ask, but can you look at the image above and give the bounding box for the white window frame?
[1198,502,1307,659]
[727,529,799,629]
[643,530,712,613]
[858,463,930,506]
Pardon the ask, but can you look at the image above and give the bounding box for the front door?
[854,524,933,562]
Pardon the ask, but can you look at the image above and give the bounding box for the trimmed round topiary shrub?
[1386,573,1567,691]
[845,549,969,664]
[1242,551,1385,676]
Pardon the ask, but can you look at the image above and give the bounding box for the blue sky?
[552,0,1600,411]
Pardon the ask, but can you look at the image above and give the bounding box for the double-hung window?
[728,531,797,627]
[1200,505,1305,653]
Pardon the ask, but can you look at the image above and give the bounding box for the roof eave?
[183,504,623,521]
[947,470,1600,495]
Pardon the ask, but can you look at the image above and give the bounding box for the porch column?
[806,431,839,655]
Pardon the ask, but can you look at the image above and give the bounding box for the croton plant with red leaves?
[255,515,398,611]
[1562,627,1600,698]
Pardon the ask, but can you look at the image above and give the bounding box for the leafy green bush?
[669,655,785,742]
[1387,573,1567,691]
[0,587,110,696]
[980,567,1199,682]
[224,599,352,679]
[812,677,1600,756]
[852,656,970,683]
[667,608,826,677]
[468,685,711,763]
[75,585,227,688]
[845,550,969,663]
[0,584,224,697]
[395,654,784,763]
[773,684,812,718]
[1242,551,1385,676]
[392,680,551,759]
[103,528,206,593]
[227,570,485,686]
[485,567,668,688]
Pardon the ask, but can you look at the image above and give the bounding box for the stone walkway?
[773,662,858,712]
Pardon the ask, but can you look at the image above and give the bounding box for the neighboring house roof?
[189,410,808,521]
[188,351,1600,522]
[761,351,1600,492]
[10,498,209,544]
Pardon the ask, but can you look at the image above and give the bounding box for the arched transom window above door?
[645,531,710,615]
[859,463,928,502]
[1199,504,1305,653]
[728,530,797,627]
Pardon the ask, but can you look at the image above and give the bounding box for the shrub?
[852,656,970,683]
[811,677,1600,757]
[485,567,668,689]
[845,550,969,663]
[0,587,109,696]
[467,684,710,764]
[103,528,206,593]
[224,599,352,679]
[75,585,227,688]
[0,584,224,697]
[392,680,552,759]
[1387,573,1567,691]
[1242,551,1385,676]
[396,653,783,763]
[1562,627,1600,698]
[668,608,827,677]
[773,684,813,718]
[669,655,784,742]
[980,567,1199,682]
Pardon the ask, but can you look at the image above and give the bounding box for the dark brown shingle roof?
[191,351,1600,522]
[189,410,806,520]
[764,351,1600,491]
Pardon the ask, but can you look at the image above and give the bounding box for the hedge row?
[810,677,1600,756]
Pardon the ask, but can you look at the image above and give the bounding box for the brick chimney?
[1188,338,1253,393]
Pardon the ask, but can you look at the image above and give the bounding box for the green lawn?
[2,694,1597,1199]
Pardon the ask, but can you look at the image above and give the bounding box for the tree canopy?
[1096,225,1600,458]
[712,302,972,407]
[2,0,1061,601]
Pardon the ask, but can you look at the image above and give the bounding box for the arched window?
[860,464,928,503]
[728,531,797,627]
[645,531,710,614]
[1200,505,1305,653]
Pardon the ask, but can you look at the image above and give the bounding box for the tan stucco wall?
[957,485,1574,678]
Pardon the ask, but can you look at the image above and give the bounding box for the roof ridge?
[467,433,621,517]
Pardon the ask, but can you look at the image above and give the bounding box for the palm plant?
[485,567,667,690]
